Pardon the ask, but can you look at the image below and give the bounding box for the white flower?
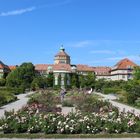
[65,125,69,128]
[58,121,61,125]
[79,119,84,122]
[71,120,75,123]
[60,128,64,132]
[66,118,69,121]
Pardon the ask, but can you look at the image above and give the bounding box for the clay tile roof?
[0,61,9,70]
[55,51,70,57]
[113,58,137,70]
[35,64,53,71]
[9,65,16,70]
[92,67,111,75]
[76,64,94,72]
[53,64,71,71]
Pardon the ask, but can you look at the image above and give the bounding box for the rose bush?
[1,109,140,134]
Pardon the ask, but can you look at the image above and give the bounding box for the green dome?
[60,45,65,52]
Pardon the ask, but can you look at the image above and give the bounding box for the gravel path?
[94,92,140,115]
[61,106,76,115]
[0,92,34,118]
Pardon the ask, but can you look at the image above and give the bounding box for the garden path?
[0,92,34,118]
[94,92,140,115]
[61,106,76,115]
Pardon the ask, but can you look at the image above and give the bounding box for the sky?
[0,0,140,66]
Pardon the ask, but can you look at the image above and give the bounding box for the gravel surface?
[94,92,140,115]
[0,92,34,118]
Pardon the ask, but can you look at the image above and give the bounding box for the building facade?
[35,48,138,84]
[35,47,95,87]
[0,48,138,83]
[110,58,137,81]
[0,61,10,78]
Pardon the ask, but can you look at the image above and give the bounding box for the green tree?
[133,66,140,80]
[31,76,47,90]
[58,74,61,88]
[79,72,95,88]
[71,73,79,88]
[46,73,54,87]
[0,78,6,86]
[64,74,67,89]
[85,72,96,88]
[6,63,35,90]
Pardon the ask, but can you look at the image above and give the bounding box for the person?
[60,88,65,102]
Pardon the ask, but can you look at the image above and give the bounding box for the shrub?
[0,91,17,106]
[1,110,140,134]
[62,100,74,107]
[103,88,122,95]
[0,78,6,86]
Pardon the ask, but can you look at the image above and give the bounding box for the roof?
[55,48,70,57]
[35,64,53,71]
[113,58,137,70]
[35,64,71,72]
[76,64,94,72]
[9,65,16,70]
[53,64,71,71]
[93,67,111,75]
[0,61,10,70]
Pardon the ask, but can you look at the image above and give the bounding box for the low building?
[93,67,111,80]
[110,58,137,81]
[0,61,10,78]
[8,65,17,71]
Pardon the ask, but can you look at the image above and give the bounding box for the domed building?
[54,46,71,64]
[35,47,95,87]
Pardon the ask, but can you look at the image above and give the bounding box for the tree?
[58,74,61,88]
[85,72,96,88]
[71,73,79,88]
[46,73,54,87]
[79,72,95,88]
[94,79,106,92]
[133,66,140,80]
[64,74,68,89]
[0,78,6,86]
[6,62,35,90]
[31,76,47,90]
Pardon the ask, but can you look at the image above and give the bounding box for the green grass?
[1,133,140,138]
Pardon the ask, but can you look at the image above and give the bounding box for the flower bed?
[1,109,140,134]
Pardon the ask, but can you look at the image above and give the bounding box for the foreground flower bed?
[1,109,140,134]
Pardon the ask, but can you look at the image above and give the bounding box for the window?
[59,60,65,64]
[122,75,125,79]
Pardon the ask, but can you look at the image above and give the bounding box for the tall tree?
[6,63,35,90]
[46,73,54,87]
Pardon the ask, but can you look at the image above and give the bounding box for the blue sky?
[0,0,140,66]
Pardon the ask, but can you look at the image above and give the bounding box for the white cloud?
[0,0,72,17]
[0,6,36,16]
